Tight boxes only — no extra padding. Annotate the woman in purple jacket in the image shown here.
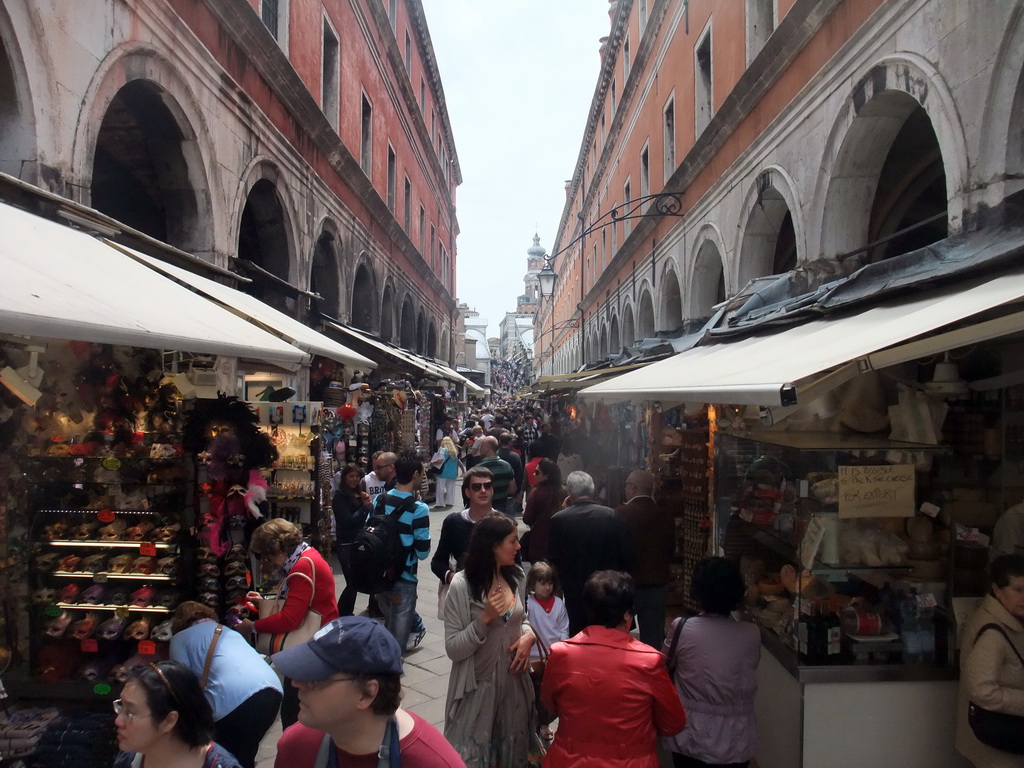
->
[662,558,761,768]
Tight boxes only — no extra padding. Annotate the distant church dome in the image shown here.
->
[527,232,546,259]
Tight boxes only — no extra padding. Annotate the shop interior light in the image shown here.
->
[0,365,41,406]
[924,352,969,399]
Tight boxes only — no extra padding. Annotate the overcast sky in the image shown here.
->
[419,1,611,339]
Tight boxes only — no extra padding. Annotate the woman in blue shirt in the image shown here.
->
[169,602,282,768]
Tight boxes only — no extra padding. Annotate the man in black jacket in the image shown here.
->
[549,471,634,635]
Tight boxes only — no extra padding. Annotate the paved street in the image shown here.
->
[255,487,468,767]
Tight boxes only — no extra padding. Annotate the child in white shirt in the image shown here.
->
[526,561,569,741]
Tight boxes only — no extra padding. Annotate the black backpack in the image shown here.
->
[349,493,418,594]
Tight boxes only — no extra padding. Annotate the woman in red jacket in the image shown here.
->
[541,570,686,768]
[235,518,338,728]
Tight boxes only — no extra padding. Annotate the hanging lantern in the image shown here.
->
[337,403,357,422]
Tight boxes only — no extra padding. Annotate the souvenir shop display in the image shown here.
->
[0,341,194,696]
[249,400,329,561]
[716,431,953,668]
[649,403,711,614]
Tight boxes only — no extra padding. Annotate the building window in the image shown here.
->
[386,145,396,212]
[260,0,289,49]
[321,18,340,129]
[745,0,775,64]
[388,0,397,31]
[639,0,648,33]
[360,94,373,174]
[430,224,436,269]
[420,77,426,115]
[611,78,617,113]
[695,25,713,136]
[405,31,412,74]
[640,144,650,210]
[431,110,436,142]
[600,112,606,148]
[262,0,280,38]
[612,219,617,254]
[623,34,631,80]
[419,205,426,250]
[663,97,675,180]
[623,180,632,238]
[403,177,411,230]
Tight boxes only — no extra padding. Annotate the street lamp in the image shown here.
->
[537,256,556,298]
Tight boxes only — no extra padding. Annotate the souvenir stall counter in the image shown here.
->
[715,429,970,768]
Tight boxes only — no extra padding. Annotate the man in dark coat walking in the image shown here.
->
[616,469,675,647]
[549,471,634,635]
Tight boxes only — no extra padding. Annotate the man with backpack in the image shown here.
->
[350,451,430,652]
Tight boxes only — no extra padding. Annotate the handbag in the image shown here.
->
[665,616,689,677]
[968,623,1024,754]
[529,623,549,685]
[255,557,322,655]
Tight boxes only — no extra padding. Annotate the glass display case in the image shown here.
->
[715,431,955,675]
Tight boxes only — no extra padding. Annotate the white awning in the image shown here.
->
[119,246,375,370]
[0,202,305,364]
[580,269,1024,407]
[326,321,468,384]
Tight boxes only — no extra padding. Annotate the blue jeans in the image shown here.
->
[376,578,418,650]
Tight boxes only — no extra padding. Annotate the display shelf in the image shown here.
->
[52,571,174,581]
[739,520,915,580]
[55,602,171,614]
[36,508,169,515]
[43,540,173,549]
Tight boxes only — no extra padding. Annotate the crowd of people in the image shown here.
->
[108,404,1024,768]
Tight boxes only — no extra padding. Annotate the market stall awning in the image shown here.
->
[119,246,375,370]
[0,202,305,365]
[325,321,468,383]
[579,269,1024,407]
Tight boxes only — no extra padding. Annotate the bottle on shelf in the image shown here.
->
[825,597,842,663]
[900,596,924,664]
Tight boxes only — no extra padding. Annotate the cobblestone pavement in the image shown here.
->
[255,487,468,768]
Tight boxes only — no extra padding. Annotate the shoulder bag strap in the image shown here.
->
[975,622,1024,667]
[526,619,548,660]
[300,555,317,607]
[199,624,223,689]
[376,716,400,768]
[666,616,689,670]
[313,733,334,768]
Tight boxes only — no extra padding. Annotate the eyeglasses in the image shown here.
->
[305,676,356,691]
[469,482,493,491]
[374,463,393,471]
[113,699,147,722]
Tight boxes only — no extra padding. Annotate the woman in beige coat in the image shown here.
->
[956,554,1024,767]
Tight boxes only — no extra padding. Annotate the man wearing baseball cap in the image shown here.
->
[272,616,464,767]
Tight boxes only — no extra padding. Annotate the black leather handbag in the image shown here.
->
[968,623,1024,755]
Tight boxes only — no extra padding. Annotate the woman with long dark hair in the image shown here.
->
[522,459,566,564]
[331,463,370,616]
[443,513,537,767]
[113,660,243,767]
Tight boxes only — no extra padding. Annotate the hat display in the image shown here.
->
[271,616,403,682]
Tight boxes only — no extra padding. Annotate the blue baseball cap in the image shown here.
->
[271,616,403,681]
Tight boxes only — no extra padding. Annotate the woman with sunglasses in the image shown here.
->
[443,513,537,767]
[113,660,243,768]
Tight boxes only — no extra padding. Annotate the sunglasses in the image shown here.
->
[469,482,493,491]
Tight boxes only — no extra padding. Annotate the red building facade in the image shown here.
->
[0,0,459,359]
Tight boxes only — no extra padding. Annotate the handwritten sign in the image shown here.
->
[838,464,915,518]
